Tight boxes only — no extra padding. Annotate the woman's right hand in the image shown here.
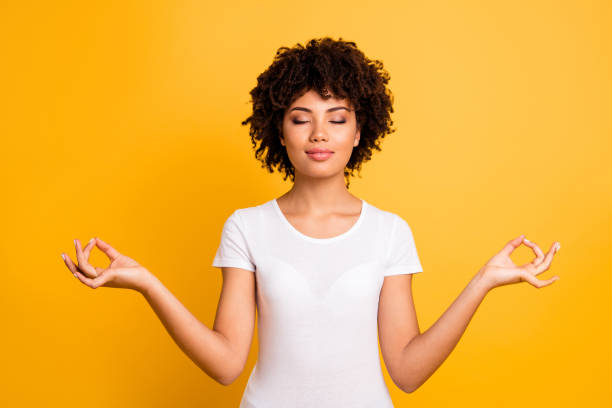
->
[62,237,153,293]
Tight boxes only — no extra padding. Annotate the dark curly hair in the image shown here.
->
[241,37,395,189]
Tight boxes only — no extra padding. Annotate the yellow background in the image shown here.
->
[1,0,610,406]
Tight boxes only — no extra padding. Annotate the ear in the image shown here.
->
[354,128,360,147]
[279,128,285,146]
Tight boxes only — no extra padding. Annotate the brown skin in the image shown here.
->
[276,89,363,236]
[379,236,560,393]
[62,237,249,386]
[241,37,395,190]
[61,80,561,394]
[61,225,561,392]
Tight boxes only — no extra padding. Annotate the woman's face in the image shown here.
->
[281,89,360,180]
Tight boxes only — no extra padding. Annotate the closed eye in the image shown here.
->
[292,120,346,124]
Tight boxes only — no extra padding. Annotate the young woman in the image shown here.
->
[61,37,561,407]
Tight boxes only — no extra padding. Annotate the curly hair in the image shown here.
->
[241,37,395,189]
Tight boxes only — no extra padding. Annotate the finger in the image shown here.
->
[89,270,114,289]
[94,237,121,262]
[63,253,93,283]
[62,253,79,278]
[520,241,560,278]
[83,237,96,259]
[74,239,98,278]
[75,265,111,289]
[63,253,110,289]
[499,235,525,257]
[72,267,91,286]
[519,269,560,288]
[530,241,560,275]
[520,237,545,267]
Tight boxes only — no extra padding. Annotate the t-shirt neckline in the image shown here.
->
[271,198,368,244]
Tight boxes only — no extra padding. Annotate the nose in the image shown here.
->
[310,118,328,142]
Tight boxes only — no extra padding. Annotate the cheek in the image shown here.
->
[282,126,311,150]
[282,121,302,142]
[336,129,358,147]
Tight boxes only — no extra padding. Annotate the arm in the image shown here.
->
[379,235,560,393]
[64,237,257,386]
[395,273,489,393]
[140,267,256,386]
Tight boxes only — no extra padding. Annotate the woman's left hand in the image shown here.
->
[477,235,561,291]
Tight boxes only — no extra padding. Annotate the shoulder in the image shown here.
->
[227,200,271,227]
[364,200,406,232]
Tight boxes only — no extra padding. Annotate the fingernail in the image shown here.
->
[74,239,77,246]
[88,237,95,245]
[524,238,530,243]
[61,253,65,261]
[556,243,561,252]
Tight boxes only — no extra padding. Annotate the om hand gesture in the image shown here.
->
[61,237,152,292]
[478,235,561,291]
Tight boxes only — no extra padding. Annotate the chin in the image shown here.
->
[298,166,345,179]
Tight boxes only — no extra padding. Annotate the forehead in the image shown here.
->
[288,89,350,108]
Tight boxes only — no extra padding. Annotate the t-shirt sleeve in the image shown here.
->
[212,210,256,272]
[384,214,423,276]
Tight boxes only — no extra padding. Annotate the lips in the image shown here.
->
[305,148,334,153]
[306,150,334,161]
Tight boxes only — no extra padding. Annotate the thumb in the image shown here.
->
[499,234,525,257]
[95,237,121,261]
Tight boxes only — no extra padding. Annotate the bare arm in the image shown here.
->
[140,273,239,385]
[396,273,489,392]
[63,237,256,386]
[389,235,560,393]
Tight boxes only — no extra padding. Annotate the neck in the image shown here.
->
[278,172,359,215]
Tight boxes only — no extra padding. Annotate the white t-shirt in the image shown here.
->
[212,198,423,408]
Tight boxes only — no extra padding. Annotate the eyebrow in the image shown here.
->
[289,106,352,113]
